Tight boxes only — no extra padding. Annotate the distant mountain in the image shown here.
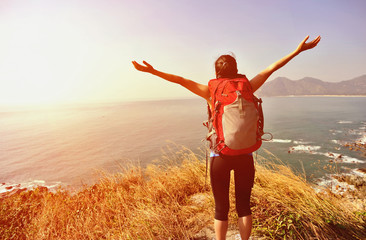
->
[255,75,366,97]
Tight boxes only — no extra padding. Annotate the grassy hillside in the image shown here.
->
[1,147,365,239]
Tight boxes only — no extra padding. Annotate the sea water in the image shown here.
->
[0,97,365,192]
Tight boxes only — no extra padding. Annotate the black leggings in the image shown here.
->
[210,154,255,221]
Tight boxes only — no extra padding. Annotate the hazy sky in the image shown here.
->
[0,0,365,105]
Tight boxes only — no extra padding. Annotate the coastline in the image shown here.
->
[1,96,365,197]
[1,148,365,239]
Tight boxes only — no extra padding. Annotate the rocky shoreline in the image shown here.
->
[325,139,366,210]
[0,183,27,199]
[344,142,366,157]
[339,138,366,200]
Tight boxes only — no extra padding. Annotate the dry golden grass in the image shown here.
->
[0,146,365,239]
[250,150,365,239]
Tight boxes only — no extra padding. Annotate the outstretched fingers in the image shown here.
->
[313,35,321,45]
[132,60,154,73]
[132,60,143,70]
[132,60,138,67]
[309,35,321,48]
[142,61,152,68]
[302,35,310,44]
[297,35,321,52]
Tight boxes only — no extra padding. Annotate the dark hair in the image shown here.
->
[215,54,238,79]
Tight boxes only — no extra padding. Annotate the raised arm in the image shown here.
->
[250,35,321,92]
[132,60,210,101]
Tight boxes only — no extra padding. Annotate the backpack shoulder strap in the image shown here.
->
[208,78,225,106]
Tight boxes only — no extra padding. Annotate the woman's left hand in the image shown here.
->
[296,35,321,53]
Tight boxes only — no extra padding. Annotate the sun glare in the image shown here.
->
[0,5,107,106]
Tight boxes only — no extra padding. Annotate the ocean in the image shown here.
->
[1,97,365,193]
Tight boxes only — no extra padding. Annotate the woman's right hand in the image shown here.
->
[132,60,155,73]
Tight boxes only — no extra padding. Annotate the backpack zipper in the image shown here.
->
[236,91,245,118]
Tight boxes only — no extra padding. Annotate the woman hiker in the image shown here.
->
[132,35,321,240]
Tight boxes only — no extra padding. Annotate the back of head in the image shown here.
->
[215,54,238,79]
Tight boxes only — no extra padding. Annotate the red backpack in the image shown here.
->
[204,75,265,155]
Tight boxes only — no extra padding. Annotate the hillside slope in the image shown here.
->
[256,75,366,97]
